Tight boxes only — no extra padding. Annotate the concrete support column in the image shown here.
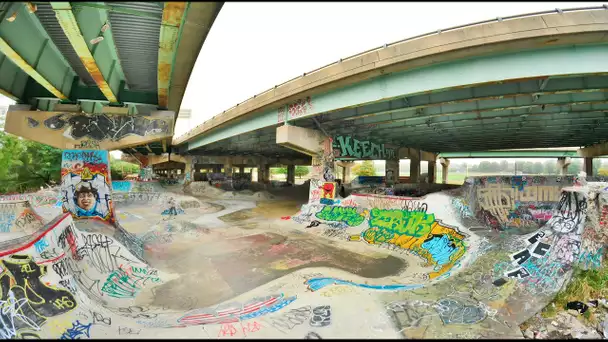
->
[224,157,233,178]
[276,125,335,203]
[439,158,450,184]
[557,157,571,175]
[183,156,193,182]
[257,164,270,183]
[287,164,295,184]
[584,157,593,176]
[428,161,437,184]
[385,159,399,185]
[410,151,421,183]
[343,162,353,183]
[239,166,245,175]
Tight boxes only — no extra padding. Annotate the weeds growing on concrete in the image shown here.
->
[541,256,608,324]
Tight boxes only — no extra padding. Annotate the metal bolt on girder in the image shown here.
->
[556,8,563,13]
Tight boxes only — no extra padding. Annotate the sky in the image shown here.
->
[1,2,605,161]
[179,1,606,130]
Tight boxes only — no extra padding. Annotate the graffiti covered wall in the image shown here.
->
[332,135,397,160]
[4,111,174,150]
[60,150,114,223]
[294,193,468,280]
[454,175,607,232]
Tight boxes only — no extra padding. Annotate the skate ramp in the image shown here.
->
[286,175,608,338]
[0,191,63,222]
[0,175,606,339]
[0,201,45,239]
[185,181,278,201]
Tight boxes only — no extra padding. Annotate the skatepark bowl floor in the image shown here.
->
[0,176,606,339]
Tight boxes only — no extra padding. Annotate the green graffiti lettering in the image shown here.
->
[333,135,396,160]
[316,206,366,226]
[369,209,434,238]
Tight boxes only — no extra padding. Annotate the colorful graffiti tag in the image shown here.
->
[315,206,366,227]
[332,135,397,160]
[60,150,114,222]
[361,208,466,279]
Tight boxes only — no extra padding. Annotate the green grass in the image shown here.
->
[541,261,608,324]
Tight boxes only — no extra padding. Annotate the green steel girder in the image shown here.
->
[331,98,608,136]
[50,2,126,103]
[185,44,608,151]
[71,3,163,19]
[338,109,608,137]
[21,78,157,105]
[0,2,76,100]
[158,2,189,109]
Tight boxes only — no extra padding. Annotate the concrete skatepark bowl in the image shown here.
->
[0,174,605,339]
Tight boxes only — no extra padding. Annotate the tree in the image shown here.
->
[109,157,140,180]
[0,131,63,193]
[270,167,287,175]
[295,166,310,178]
[352,160,376,176]
[532,162,544,175]
[499,160,509,172]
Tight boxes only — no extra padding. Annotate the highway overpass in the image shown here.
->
[1,1,222,154]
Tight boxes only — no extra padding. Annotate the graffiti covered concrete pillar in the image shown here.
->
[439,158,450,184]
[584,157,594,176]
[385,159,399,185]
[428,160,437,184]
[224,157,233,178]
[287,164,295,184]
[557,157,571,175]
[276,125,335,203]
[183,155,194,182]
[60,150,115,223]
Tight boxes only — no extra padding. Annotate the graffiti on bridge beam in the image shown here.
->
[333,135,397,160]
[42,113,170,141]
[277,96,314,123]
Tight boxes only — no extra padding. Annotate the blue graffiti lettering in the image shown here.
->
[60,320,92,340]
[422,235,458,266]
[305,277,423,292]
[0,213,15,233]
[112,181,133,192]
[34,238,49,253]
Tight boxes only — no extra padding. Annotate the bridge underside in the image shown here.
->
[0,2,222,154]
[186,73,608,157]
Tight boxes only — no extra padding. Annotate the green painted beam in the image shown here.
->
[51,2,129,104]
[71,3,162,19]
[22,78,158,106]
[438,151,579,158]
[185,44,608,151]
[0,3,77,100]
[158,2,189,108]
